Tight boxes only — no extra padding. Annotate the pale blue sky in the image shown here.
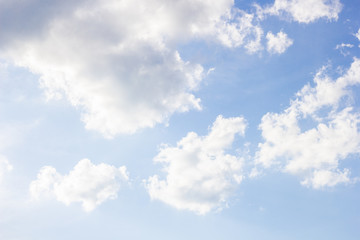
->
[0,0,360,239]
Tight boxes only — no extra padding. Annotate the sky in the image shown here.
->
[0,0,360,239]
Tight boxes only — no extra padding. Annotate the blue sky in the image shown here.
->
[0,0,360,239]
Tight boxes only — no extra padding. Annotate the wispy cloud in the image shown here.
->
[335,43,354,56]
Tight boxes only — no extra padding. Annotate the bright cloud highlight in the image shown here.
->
[30,159,129,212]
[146,115,247,215]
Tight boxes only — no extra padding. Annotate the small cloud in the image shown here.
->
[354,28,360,42]
[266,31,293,54]
[30,159,129,212]
[206,67,215,75]
[249,167,261,178]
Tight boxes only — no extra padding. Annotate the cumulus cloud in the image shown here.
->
[145,115,247,215]
[30,159,129,212]
[255,58,360,189]
[0,0,264,137]
[266,31,293,54]
[214,10,263,53]
[0,156,13,183]
[257,0,342,23]
[0,0,344,139]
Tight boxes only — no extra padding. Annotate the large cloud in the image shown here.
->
[30,159,129,211]
[257,0,342,23]
[255,58,360,189]
[145,115,247,215]
[0,0,263,137]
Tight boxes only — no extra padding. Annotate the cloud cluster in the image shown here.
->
[266,31,293,54]
[30,159,129,211]
[255,58,360,188]
[258,0,342,23]
[146,115,247,214]
[0,0,344,138]
[0,0,351,215]
[0,0,265,137]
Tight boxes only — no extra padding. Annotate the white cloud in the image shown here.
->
[355,29,360,46]
[145,115,247,215]
[258,0,342,23]
[0,156,12,183]
[0,0,264,137]
[30,159,129,212]
[335,43,354,56]
[266,31,293,54]
[301,169,351,189]
[215,10,264,53]
[0,1,346,138]
[255,58,360,189]
[356,29,360,40]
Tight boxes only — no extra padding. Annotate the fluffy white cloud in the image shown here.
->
[255,58,360,189]
[257,0,342,23]
[213,10,263,53]
[0,156,12,183]
[301,169,351,189]
[0,1,345,138]
[266,31,293,54]
[145,115,247,215]
[30,159,129,212]
[0,0,264,137]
